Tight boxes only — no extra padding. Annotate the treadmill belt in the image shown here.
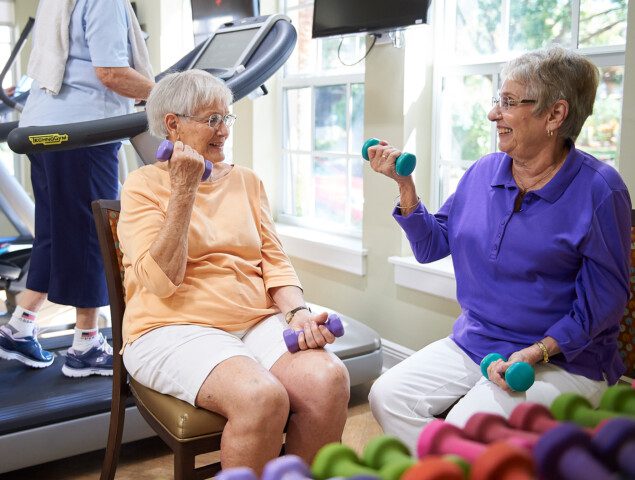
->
[0,328,131,436]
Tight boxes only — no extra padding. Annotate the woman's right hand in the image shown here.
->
[368,141,408,183]
[168,141,206,192]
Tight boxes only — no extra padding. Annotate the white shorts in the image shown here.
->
[122,314,289,406]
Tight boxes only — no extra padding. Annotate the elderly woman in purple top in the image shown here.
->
[367,45,631,452]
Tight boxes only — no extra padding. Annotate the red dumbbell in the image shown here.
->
[463,412,539,449]
[470,442,536,480]
[401,456,464,480]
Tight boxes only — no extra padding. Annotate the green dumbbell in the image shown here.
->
[361,138,416,176]
[362,436,415,480]
[599,385,635,415]
[480,352,535,392]
[312,443,379,480]
[551,392,629,428]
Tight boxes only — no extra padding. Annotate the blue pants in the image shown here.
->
[26,143,120,308]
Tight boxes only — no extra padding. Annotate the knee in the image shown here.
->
[301,358,350,409]
[369,373,393,418]
[233,380,290,428]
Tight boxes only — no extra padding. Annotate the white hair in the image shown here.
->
[146,69,234,138]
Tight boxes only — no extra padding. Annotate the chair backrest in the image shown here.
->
[617,210,635,380]
[91,200,126,363]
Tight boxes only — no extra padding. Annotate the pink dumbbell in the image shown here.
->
[509,402,595,435]
[463,412,540,449]
[417,419,493,463]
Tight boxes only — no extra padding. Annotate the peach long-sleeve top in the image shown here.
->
[117,162,301,346]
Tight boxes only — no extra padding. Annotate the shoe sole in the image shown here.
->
[0,346,54,368]
[61,364,113,378]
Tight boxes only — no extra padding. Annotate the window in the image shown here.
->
[280,0,366,237]
[433,0,627,206]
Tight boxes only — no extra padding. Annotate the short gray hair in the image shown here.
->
[501,45,599,143]
[146,69,234,138]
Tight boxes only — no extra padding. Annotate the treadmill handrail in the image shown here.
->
[7,15,297,155]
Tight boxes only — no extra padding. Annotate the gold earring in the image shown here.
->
[547,129,553,137]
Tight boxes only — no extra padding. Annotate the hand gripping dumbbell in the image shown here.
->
[551,392,630,428]
[156,139,213,181]
[401,457,464,480]
[463,412,540,449]
[480,353,535,392]
[261,455,312,480]
[361,138,416,176]
[216,467,258,480]
[311,443,380,480]
[534,423,614,480]
[591,417,635,477]
[470,442,536,480]
[362,436,416,480]
[599,384,635,415]
[283,313,344,353]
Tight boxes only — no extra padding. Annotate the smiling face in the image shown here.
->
[488,80,551,160]
[174,100,230,164]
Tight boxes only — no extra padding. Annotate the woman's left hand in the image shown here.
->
[288,309,336,350]
[486,345,543,393]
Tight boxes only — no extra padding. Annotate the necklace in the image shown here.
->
[512,151,567,211]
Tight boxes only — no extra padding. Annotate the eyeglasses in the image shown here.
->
[177,113,237,128]
[492,96,537,110]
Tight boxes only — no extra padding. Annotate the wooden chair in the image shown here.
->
[617,209,635,383]
[92,199,227,480]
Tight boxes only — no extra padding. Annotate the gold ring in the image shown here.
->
[382,153,389,159]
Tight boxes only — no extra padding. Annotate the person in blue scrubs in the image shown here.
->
[367,45,631,452]
[0,0,154,377]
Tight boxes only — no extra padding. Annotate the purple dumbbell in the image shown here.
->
[534,423,613,480]
[216,467,257,480]
[262,455,311,480]
[592,418,635,477]
[283,313,344,353]
[156,139,213,181]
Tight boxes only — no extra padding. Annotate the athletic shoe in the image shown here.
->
[0,324,54,368]
[62,333,113,378]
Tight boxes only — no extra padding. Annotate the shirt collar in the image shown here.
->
[490,146,583,203]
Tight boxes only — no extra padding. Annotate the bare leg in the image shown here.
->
[17,289,47,312]
[270,350,350,463]
[75,307,99,330]
[195,356,289,472]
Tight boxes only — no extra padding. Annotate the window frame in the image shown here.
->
[430,0,628,209]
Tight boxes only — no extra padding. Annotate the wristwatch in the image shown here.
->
[285,306,311,323]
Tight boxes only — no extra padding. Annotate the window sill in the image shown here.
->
[276,224,367,276]
[388,255,457,301]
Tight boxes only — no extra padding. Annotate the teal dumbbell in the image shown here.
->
[480,352,535,392]
[361,138,416,176]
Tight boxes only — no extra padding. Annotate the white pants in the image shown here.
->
[368,337,607,454]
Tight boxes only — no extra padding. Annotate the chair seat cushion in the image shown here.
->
[130,377,226,439]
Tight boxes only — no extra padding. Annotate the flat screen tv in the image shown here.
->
[191,0,260,44]
[312,0,430,39]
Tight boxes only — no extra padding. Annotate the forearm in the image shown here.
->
[148,191,196,284]
[269,285,305,315]
[396,177,419,217]
[94,66,154,100]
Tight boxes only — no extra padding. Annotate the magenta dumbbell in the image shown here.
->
[283,313,344,353]
[156,139,213,181]
[463,412,540,449]
[417,419,489,463]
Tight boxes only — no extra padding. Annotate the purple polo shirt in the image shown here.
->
[395,147,631,384]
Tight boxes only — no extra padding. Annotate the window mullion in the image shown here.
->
[571,0,581,49]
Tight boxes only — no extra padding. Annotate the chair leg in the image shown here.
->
[174,448,196,480]
[100,398,126,480]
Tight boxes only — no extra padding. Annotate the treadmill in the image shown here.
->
[0,14,382,474]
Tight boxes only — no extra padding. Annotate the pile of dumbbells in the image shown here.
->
[218,381,635,480]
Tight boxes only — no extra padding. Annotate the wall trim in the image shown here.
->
[381,338,415,372]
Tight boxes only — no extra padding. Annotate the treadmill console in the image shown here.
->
[188,15,288,79]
